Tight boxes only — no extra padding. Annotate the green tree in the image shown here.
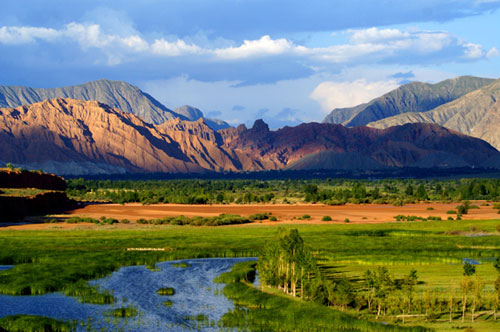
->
[463,262,476,276]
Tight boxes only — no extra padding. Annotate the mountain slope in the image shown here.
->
[322,76,495,127]
[368,79,500,150]
[1,99,499,175]
[0,79,185,124]
[222,120,500,170]
[174,105,231,130]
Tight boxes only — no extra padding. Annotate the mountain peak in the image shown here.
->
[251,119,269,132]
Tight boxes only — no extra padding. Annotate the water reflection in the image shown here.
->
[0,258,254,331]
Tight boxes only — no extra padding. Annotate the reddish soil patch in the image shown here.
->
[63,202,499,224]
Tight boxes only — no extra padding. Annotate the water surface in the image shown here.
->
[0,258,254,331]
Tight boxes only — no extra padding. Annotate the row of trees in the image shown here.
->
[66,178,500,205]
[258,229,500,324]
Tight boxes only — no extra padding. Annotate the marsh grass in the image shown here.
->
[157,287,175,295]
[1,220,500,331]
[0,315,75,332]
[217,262,430,332]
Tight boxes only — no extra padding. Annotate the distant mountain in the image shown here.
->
[1,98,499,175]
[322,76,495,127]
[0,80,231,130]
[0,98,240,174]
[222,120,500,171]
[368,78,500,150]
[0,79,183,124]
[174,105,231,131]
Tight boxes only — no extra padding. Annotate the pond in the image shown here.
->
[0,257,255,331]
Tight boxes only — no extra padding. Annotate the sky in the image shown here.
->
[1,1,500,128]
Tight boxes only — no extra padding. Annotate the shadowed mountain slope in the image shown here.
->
[368,79,500,150]
[322,76,494,127]
[1,99,499,175]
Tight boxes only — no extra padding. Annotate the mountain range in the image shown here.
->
[1,98,499,175]
[322,76,500,151]
[322,76,494,127]
[0,79,230,130]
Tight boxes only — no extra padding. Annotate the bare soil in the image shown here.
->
[3,202,499,230]
[63,202,500,223]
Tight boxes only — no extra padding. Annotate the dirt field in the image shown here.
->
[3,202,500,230]
[63,202,499,224]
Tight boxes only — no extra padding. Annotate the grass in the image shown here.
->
[0,219,500,331]
[157,287,175,295]
[217,262,430,332]
[0,315,75,332]
[0,188,51,197]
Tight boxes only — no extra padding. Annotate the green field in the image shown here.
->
[1,219,499,331]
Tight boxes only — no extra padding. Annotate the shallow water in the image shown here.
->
[0,257,255,331]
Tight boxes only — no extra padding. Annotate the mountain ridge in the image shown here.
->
[1,98,499,175]
[367,78,500,150]
[322,76,495,127]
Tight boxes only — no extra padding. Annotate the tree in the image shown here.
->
[463,262,476,276]
[416,184,428,200]
[364,267,394,318]
[461,277,473,322]
[402,269,418,314]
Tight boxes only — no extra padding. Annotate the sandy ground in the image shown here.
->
[3,202,499,230]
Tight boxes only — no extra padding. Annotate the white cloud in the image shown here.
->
[0,26,60,44]
[309,79,400,112]
[486,47,500,58]
[0,23,493,66]
[151,39,203,56]
[213,35,297,59]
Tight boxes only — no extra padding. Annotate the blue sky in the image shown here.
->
[1,0,499,127]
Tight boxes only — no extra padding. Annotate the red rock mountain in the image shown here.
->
[0,98,499,175]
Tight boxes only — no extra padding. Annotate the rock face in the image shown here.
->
[0,80,231,130]
[368,79,500,150]
[1,99,499,175]
[0,169,66,190]
[223,120,500,170]
[322,76,494,127]
[0,169,72,222]
[174,105,231,130]
[0,79,181,124]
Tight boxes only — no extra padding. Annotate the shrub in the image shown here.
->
[269,216,277,221]
[447,216,454,221]
[157,287,175,295]
[446,210,457,214]
[344,218,350,223]
[321,216,332,221]
[426,207,434,211]
[120,219,130,224]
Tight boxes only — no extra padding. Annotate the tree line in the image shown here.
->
[258,229,500,324]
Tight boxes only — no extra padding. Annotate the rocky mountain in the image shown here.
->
[368,79,500,150]
[322,76,495,127]
[174,105,231,130]
[0,80,230,130]
[1,98,499,175]
[222,120,500,170]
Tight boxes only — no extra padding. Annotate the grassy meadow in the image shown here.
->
[0,217,500,331]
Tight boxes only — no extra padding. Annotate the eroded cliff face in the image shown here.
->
[1,98,499,175]
[0,169,66,190]
[0,169,73,222]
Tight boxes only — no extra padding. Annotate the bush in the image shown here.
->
[426,207,434,211]
[344,218,350,223]
[446,210,457,214]
[269,216,277,221]
[321,216,332,221]
[157,287,175,295]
